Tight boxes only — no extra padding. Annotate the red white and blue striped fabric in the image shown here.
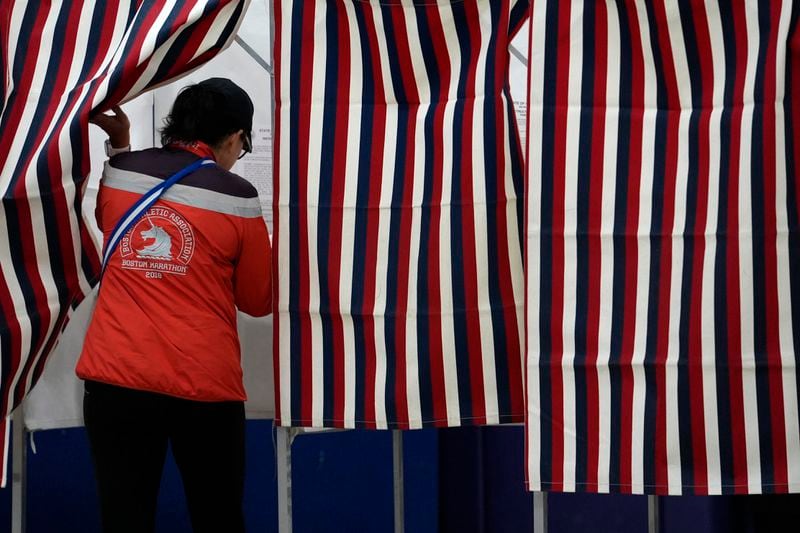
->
[274,0,528,430]
[0,0,248,486]
[526,0,800,495]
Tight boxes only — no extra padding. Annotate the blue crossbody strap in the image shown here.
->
[100,158,215,275]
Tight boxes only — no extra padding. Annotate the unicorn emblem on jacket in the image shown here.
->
[136,218,173,260]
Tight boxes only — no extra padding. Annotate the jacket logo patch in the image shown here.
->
[137,220,173,259]
[120,206,195,276]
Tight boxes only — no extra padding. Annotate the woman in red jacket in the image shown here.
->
[77,78,272,533]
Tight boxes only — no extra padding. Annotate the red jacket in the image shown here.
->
[76,147,272,401]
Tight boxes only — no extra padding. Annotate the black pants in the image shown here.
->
[83,380,246,533]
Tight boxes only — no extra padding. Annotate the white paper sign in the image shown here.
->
[510,21,529,153]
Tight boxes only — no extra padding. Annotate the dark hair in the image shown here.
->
[160,84,244,147]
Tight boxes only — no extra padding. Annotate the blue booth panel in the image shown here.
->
[0,420,438,532]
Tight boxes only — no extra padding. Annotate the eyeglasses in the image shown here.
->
[238,133,252,160]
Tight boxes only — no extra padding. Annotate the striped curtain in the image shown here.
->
[274,0,528,430]
[526,0,800,495]
[0,0,248,485]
